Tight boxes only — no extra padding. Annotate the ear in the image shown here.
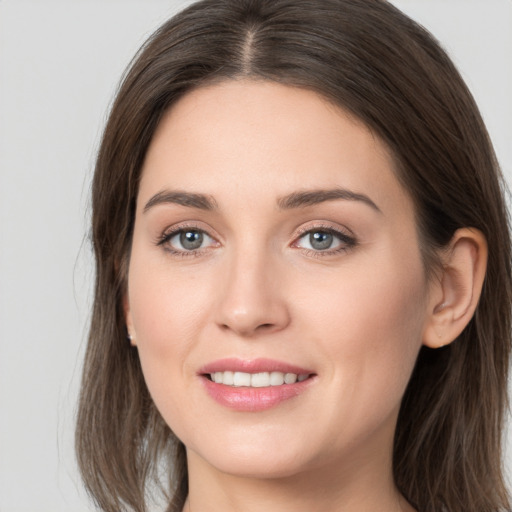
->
[423,228,488,349]
[123,294,137,346]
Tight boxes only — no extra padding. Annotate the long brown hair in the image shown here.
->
[76,1,512,511]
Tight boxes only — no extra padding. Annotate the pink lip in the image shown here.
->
[199,358,312,375]
[199,358,316,412]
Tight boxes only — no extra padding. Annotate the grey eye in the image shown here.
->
[295,228,354,253]
[179,230,204,250]
[166,229,215,252]
[309,231,334,250]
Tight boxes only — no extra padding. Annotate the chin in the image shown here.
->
[186,438,315,480]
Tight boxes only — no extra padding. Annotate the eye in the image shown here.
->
[159,228,217,254]
[294,227,356,253]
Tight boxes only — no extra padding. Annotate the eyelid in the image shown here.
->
[292,221,356,242]
[158,221,207,239]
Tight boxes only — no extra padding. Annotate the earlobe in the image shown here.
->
[423,228,487,349]
[123,294,137,346]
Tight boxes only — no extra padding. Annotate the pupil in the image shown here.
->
[180,230,203,250]
[310,231,333,250]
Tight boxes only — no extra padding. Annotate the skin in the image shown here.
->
[125,80,486,512]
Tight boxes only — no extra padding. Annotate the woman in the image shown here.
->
[75,1,511,511]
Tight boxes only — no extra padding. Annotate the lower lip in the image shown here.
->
[201,376,315,412]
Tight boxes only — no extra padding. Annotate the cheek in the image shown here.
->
[128,255,210,352]
[126,250,215,414]
[127,272,205,436]
[300,247,427,410]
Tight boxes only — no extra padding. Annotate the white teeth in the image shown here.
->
[251,372,270,387]
[284,373,297,384]
[223,371,234,385]
[233,372,251,386]
[209,371,309,387]
[270,371,284,386]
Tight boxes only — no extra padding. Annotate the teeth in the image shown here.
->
[284,373,297,384]
[222,371,234,385]
[209,371,309,387]
[251,372,269,387]
[233,371,251,387]
[270,371,284,386]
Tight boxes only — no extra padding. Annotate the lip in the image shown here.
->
[199,358,316,412]
[199,357,313,375]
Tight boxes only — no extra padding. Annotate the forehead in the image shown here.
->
[139,80,413,218]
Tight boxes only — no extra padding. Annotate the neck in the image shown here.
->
[184,449,415,512]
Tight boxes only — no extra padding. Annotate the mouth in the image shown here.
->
[199,358,316,411]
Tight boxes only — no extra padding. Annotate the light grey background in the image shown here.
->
[0,1,511,511]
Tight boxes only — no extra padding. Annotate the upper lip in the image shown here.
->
[199,358,314,375]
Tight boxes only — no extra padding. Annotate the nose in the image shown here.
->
[214,247,291,338]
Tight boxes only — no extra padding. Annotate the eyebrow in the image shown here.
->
[143,187,381,214]
[143,190,218,213]
[277,188,381,213]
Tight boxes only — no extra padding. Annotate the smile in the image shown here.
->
[200,359,316,411]
[209,371,310,387]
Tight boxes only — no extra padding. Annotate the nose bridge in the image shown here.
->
[215,237,290,336]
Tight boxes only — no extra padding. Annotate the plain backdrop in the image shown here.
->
[0,1,511,511]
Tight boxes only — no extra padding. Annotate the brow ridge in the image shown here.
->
[143,190,218,213]
[143,187,380,213]
[277,188,381,212]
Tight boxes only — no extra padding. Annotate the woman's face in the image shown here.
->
[126,80,434,479]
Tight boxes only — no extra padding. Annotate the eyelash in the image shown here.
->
[156,223,357,258]
[156,223,216,258]
[292,224,357,257]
